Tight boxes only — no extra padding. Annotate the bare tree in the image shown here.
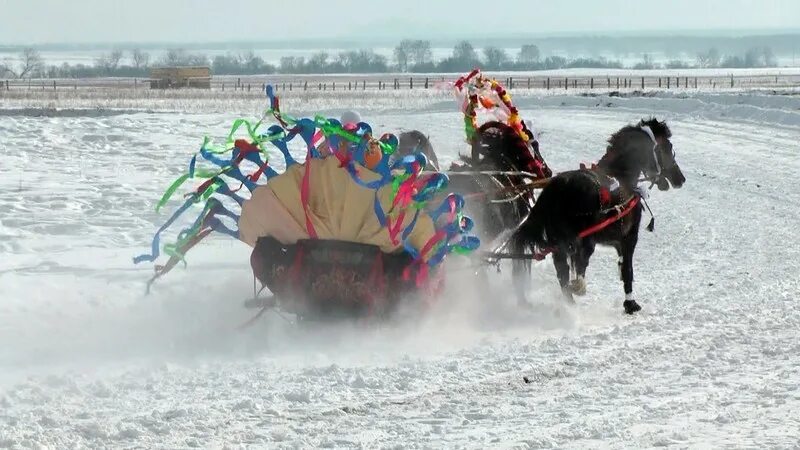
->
[107,49,124,70]
[307,52,329,72]
[162,48,188,66]
[483,46,510,69]
[453,41,478,63]
[132,49,150,68]
[518,44,541,64]
[697,48,720,68]
[409,40,432,66]
[394,40,411,72]
[95,49,124,73]
[0,58,14,77]
[17,48,44,79]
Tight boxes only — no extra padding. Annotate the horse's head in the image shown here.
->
[637,118,685,191]
[602,118,685,190]
[396,130,440,171]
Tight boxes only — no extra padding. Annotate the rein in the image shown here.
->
[578,195,640,239]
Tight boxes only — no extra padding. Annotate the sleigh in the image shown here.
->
[246,236,441,320]
[133,87,476,323]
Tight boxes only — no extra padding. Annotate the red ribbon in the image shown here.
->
[300,151,318,238]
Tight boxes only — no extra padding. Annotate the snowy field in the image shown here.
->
[1,87,800,448]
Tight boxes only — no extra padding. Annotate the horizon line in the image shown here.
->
[2,27,800,49]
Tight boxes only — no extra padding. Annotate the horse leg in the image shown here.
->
[570,239,594,296]
[552,249,574,303]
[512,259,531,306]
[620,234,642,314]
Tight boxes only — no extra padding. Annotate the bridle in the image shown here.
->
[638,126,677,187]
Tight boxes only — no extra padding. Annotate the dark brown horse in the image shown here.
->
[513,118,686,314]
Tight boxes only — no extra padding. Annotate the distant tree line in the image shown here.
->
[0,41,785,79]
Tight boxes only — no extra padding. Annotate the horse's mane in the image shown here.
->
[606,117,671,152]
[638,117,672,139]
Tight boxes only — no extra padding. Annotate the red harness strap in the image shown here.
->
[578,196,640,239]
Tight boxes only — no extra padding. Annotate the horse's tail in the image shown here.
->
[510,186,551,254]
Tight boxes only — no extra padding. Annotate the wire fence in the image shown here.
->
[2,73,799,94]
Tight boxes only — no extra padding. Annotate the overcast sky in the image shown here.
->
[0,0,798,45]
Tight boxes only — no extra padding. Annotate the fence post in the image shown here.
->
[694,77,697,88]
[333,82,336,91]
[667,77,670,88]
[641,77,645,89]
[348,81,352,90]
[53,80,56,90]
[5,80,8,90]
[546,77,550,90]
[409,77,413,89]
[527,77,530,89]
[290,82,293,91]
[425,77,429,89]
[730,75,734,88]
[565,77,568,90]
[222,82,224,91]
[363,80,366,90]
[509,77,513,89]
[590,77,594,89]
[616,77,619,89]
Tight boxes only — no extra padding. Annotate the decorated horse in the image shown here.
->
[390,70,686,315]
[133,85,481,321]
[511,118,686,314]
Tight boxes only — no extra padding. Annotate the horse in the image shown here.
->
[512,118,686,314]
[396,130,441,171]
[441,121,553,300]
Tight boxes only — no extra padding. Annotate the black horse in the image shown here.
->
[513,118,686,314]
[442,121,553,299]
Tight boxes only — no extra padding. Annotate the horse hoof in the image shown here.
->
[569,278,587,296]
[560,287,576,304]
[623,299,641,314]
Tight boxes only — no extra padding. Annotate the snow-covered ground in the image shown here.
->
[1,88,799,448]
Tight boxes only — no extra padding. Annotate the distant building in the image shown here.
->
[149,66,211,89]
